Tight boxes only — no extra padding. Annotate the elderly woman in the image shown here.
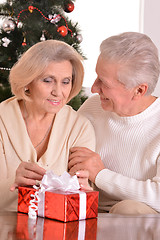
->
[69,32,160,214]
[0,40,95,211]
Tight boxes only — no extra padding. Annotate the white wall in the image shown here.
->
[1,0,160,96]
[69,0,160,97]
[141,0,160,97]
[68,0,140,89]
[0,0,140,91]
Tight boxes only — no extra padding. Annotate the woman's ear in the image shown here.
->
[24,86,30,95]
[133,84,148,99]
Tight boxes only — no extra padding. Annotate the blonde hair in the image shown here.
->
[100,32,160,95]
[9,40,84,101]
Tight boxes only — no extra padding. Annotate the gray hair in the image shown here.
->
[9,40,84,101]
[100,32,160,95]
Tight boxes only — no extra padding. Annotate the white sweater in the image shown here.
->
[78,94,160,212]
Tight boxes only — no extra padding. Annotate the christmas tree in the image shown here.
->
[0,0,87,110]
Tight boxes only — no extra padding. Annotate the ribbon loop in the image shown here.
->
[40,171,80,193]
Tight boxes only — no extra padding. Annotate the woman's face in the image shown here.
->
[27,60,72,115]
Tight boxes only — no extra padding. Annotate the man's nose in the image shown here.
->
[91,79,100,94]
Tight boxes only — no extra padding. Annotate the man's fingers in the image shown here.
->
[69,162,86,175]
[68,157,83,170]
[69,151,86,161]
[69,147,94,161]
[70,147,92,154]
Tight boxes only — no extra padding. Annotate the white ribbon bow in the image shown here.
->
[29,171,86,221]
[40,170,80,192]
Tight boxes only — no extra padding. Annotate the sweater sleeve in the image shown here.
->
[95,156,160,212]
[0,136,18,211]
[71,113,96,152]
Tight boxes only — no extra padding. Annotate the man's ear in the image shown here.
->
[133,84,148,100]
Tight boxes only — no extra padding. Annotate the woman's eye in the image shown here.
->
[63,79,71,85]
[42,78,52,83]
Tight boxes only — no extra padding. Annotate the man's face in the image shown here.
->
[91,56,136,116]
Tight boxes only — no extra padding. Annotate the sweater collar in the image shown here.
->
[108,97,160,123]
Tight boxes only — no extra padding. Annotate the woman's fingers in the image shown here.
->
[17,162,46,179]
[17,162,46,180]
[10,183,18,192]
[10,162,46,191]
[24,162,46,175]
[80,184,93,191]
[10,178,37,191]
[76,170,93,191]
[22,169,44,181]
[76,170,89,178]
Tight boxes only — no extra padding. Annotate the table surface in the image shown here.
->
[0,211,160,240]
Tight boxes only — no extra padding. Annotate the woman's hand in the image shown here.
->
[10,162,46,191]
[70,170,93,191]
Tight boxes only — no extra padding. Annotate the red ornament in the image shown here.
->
[28,6,34,13]
[22,37,27,46]
[64,1,74,13]
[57,26,68,37]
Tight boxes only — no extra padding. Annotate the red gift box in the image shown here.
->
[18,186,99,222]
[16,212,97,240]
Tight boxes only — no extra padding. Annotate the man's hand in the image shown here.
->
[10,162,46,191]
[68,147,105,183]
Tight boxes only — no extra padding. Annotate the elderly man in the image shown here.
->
[69,32,160,214]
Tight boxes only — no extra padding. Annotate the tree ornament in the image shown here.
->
[48,14,61,24]
[17,21,23,28]
[2,19,15,33]
[64,1,74,13]
[57,26,68,37]
[22,37,27,46]
[2,37,11,47]
[76,34,83,43]
[28,6,34,13]
[0,67,11,71]
[40,31,46,41]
